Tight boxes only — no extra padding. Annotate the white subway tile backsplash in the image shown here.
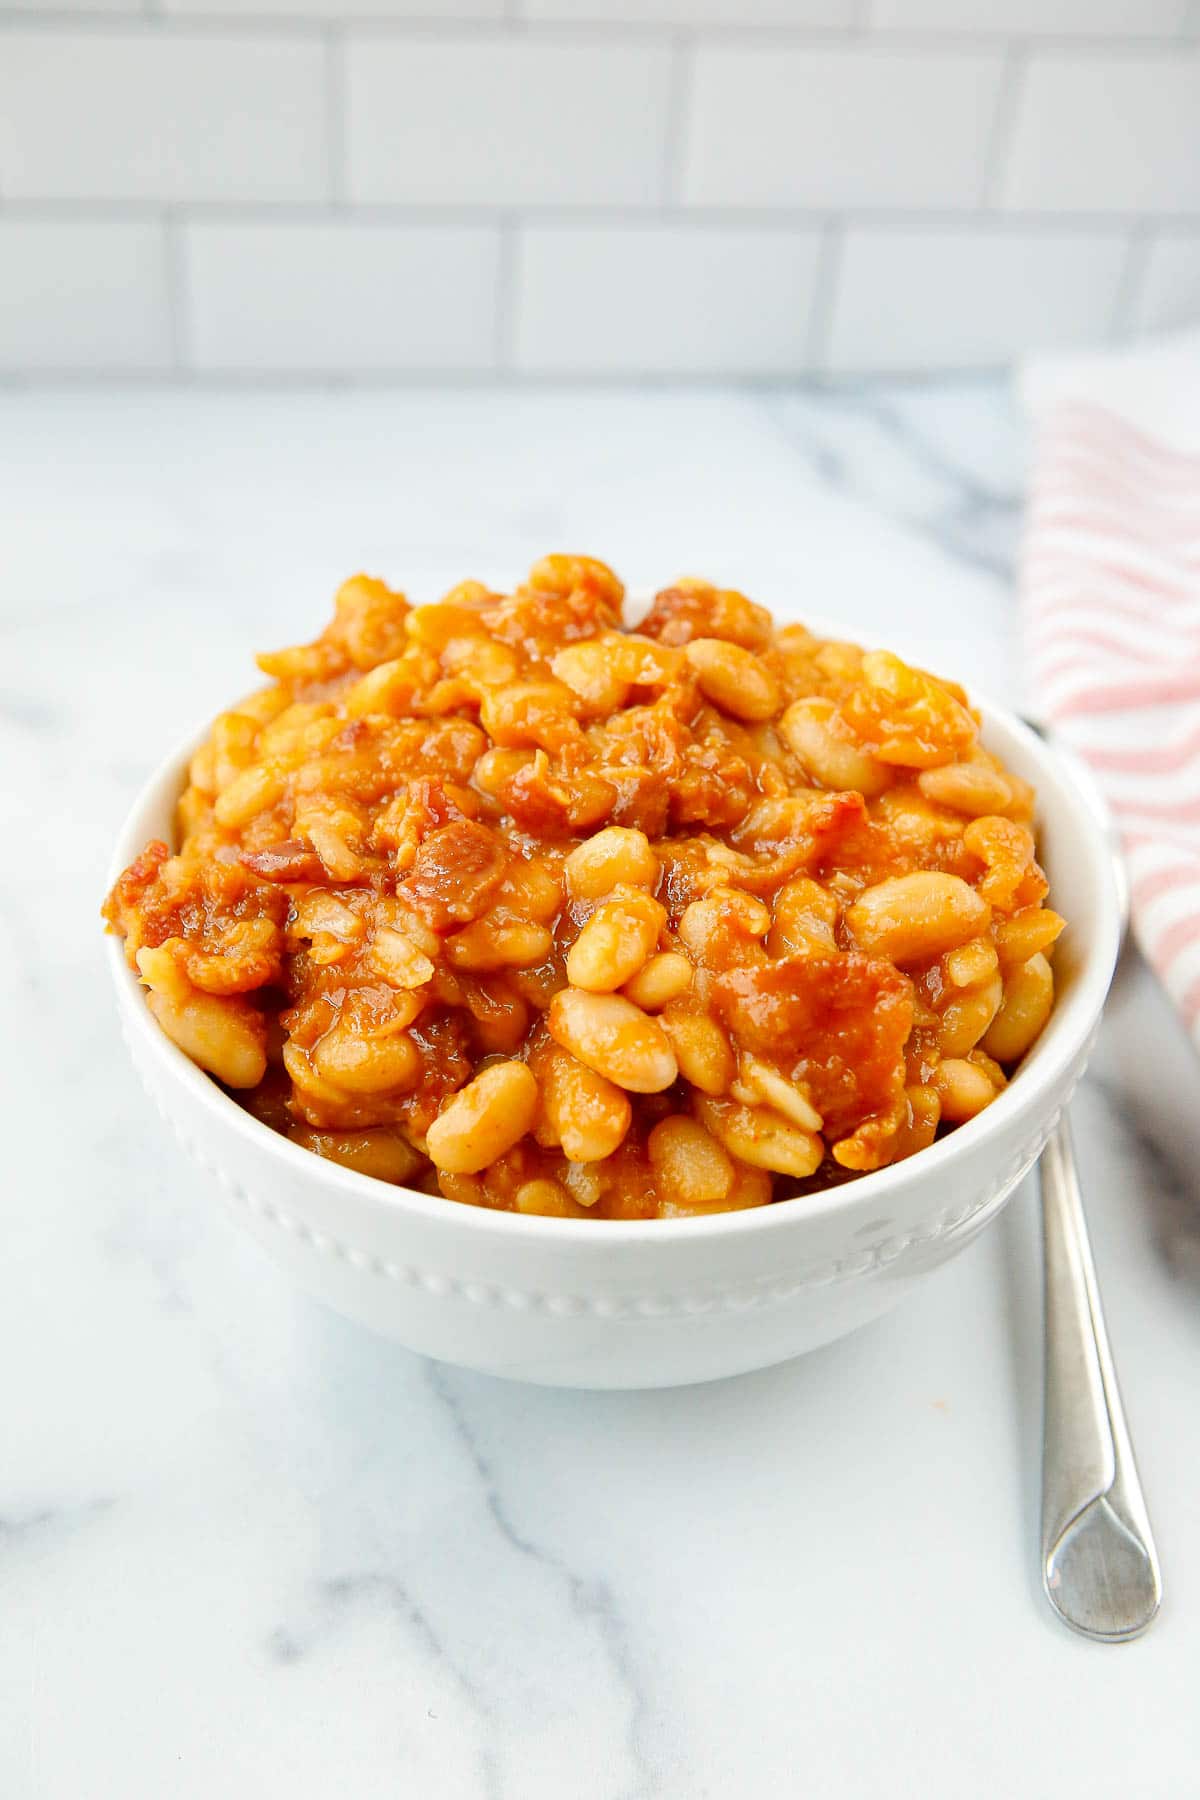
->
[1001,52,1200,214]
[867,0,1189,35]
[0,220,172,372]
[513,223,821,372]
[345,36,671,207]
[182,221,500,371]
[0,30,329,203]
[520,0,854,24]
[826,226,1128,371]
[1133,233,1200,335]
[682,46,1004,210]
[0,11,1195,379]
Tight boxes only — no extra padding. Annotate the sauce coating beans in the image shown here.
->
[104,556,1064,1218]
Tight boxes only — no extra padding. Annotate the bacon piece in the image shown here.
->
[239,840,324,883]
[713,951,913,1139]
[400,820,509,926]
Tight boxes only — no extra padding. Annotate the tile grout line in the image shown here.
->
[0,358,1152,388]
[0,368,882,390]
[494,215,519,375]
[162,208,187,374]
[0,15,1194,50]
[324,23,348,208]
[7,198,1197,230]
[1111,220,1154,342]
[660,30,693,209]
[979,40,1026,212]
[805,217,843,374]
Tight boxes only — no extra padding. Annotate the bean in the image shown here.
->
[312,1022,420,1095]
[496,858,563,922]
[441,637,519,689]
[671,580,773,649]
[732,1054,823,1132]
[934,1057,1000,1122]
[983,953,1054,1063]
[446,918,554,973]
[306,820,363,881]
[529,554,624,608]
[211,712,259,791]
[995,908,1065,968]
[550,641,629,712]
[232,685,291,727]
[479,679,577,749]
[648,1116,734,1206]
[696,1096,822,1178]
[899,1083,941,1158]
[537,1044,632,1162]
[780,696,891,795]
[344,659,419,719]
[548,989,677,1093]
[369,927,435,989]
[154,992,267,1088]
[258,701,336,755]
[943,937,999,990]
[288,1127,424,1185]
[918,759,1012,816]
[515,1179,585,1218]
[561,1161,603,1209]
[282,1038,354,1108]
[845,871,991,965]
[405,602,488,650]
[660,1006,735,1096]
[936,973,1003,1058]
[213,765,286,829]
[566,890,665,992]
[426,1061,539,1174]
[564,827,658,900]
[685,637,780,721]
[659,1159,771,1217]
[622,951,693,1011]
[291,891,364,945]
[677,889,770,967]
[552,636,682,713]
[137,947,266,1089]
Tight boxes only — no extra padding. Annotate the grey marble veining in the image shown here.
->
[3,379,1199,1799]
[764,379,1027,582]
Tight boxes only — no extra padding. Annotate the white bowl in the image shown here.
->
[106,689,1120,1389]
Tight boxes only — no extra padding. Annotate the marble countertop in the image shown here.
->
[4,379,1199,1798]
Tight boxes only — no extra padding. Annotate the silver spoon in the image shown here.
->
[1036,742,1161,1641]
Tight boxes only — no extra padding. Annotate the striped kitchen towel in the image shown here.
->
[1020,330,1200,1055]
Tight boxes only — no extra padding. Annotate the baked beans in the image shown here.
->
[104,556,1063,1218]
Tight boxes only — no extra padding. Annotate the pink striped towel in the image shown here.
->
[1020,333,1200,1053]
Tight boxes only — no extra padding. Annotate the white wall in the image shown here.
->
[1,0,1199,378]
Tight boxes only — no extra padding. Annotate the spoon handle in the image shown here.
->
[1040,1116,1161,1641]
